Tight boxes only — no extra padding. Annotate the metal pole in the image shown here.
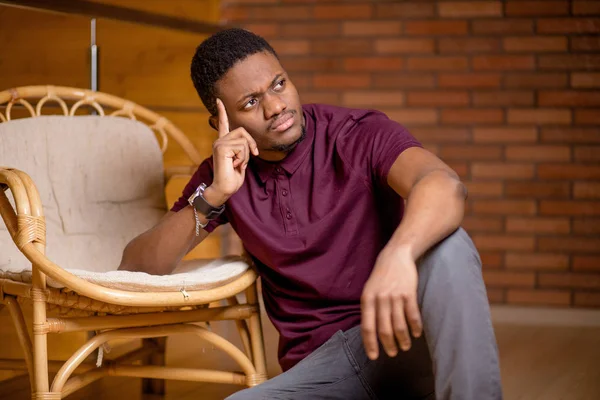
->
[90,18,98,92]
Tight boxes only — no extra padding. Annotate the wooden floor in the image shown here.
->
[1,318,599,400]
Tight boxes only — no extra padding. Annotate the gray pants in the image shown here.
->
[227,228,503,399]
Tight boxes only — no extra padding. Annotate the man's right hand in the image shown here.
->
[205,98,259,206]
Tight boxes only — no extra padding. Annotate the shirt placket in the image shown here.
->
[275,166,298,236]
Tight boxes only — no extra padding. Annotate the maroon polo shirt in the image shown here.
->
[171,104,421,372]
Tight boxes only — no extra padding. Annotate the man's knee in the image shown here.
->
[421,227,481,271]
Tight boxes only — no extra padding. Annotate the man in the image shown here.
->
[119,28,503,399]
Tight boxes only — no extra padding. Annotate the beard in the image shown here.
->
[269,122,306,153]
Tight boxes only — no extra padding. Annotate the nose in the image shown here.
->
[263,92,287,120]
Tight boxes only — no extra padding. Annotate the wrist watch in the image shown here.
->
[188,183,225,236]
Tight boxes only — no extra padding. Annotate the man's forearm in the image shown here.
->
[118,206,208,275]
[386,170,467,261]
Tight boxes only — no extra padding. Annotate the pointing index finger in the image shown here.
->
[216,98,230,138]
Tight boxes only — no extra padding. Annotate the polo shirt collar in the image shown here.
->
[252,108,314,184]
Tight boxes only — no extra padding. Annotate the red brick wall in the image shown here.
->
[221,0,600,308]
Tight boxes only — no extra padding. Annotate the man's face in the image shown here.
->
[213,51,305,161]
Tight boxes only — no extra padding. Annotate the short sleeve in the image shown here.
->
[338,110,422,189]
[170,157,228,233]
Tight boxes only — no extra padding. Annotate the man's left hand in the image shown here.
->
[360,246,423,360]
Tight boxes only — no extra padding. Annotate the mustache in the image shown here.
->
[268,110,295,131]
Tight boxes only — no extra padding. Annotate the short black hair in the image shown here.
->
[191,28,278,116]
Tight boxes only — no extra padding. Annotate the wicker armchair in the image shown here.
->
[0,86,267,399]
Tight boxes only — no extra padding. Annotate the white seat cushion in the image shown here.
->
[0,115,248,292]
[0,256,250,292]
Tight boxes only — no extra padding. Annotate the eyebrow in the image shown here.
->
[237,73,284,105]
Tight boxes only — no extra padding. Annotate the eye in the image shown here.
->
[243,98,258,110]
[274,79,286,91]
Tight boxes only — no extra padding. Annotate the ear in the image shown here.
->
[208,115,218,131]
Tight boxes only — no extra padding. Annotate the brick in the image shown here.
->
[574,292,600,307]
[487,289,505,303]
[471,19,534,35]
[222,6,311,21]
[483,271,535,288]
[472,199,537,215]
[570,36,600,51]
[540,273,600,289]
[571,72,600,88]
[505,253,569,270]
[448,162,469,179]
[312,39,371,55]
[290,74,311,90]
[313,74,370,89]
[242,23,278,38]
[410,127,470,143]
[538,54,600,70]
[438,1,502,17]
[538,164,600,180]
[439,73,501,88]
[375,39,434,54]
[574,182,600,198]
[507,289,571,306]
[473,235,536,251]
[537,18,600,33]
[314,4,373,20]
[386,109,439,125]
[462,216,504,232]
[441,109,504,124]
[407,91,469,107]
[472,91,534,107]
[506,217,570,234]
[539,91,600,107]
[343,21,402,37]
[506,182,570,198]
[503,36,567,52]
[473,56,535,71]
[438,38,501,54]
[280,57,340,72]
[573,218,600,234]
[299,92,339,105]
[472,163,535,180]
[505,145,571,162]
[373,73,435,89]
[343,57,403,72]
[375,3,435,18]
[473,127,537,143]
[342,91,405,107]
[505,1,570,16]
[541,127,600,143]
[480,251,504,268]
[575,146,600,162]
[504,73,568,88]
[508,109,571,124]
[280,22,340,38]
[405,21,468,35]
[573,255,600,271]
[573,1,600,15]
[440,145,502,160]
[407,57,468,71]
[576,109,600,125]
[269,40,310,56]
[540,201,600,216]
[464,181,504,197]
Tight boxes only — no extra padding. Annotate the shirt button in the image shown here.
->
[282,189,288,196]
[286,213,292,220]
[275,167,281,173]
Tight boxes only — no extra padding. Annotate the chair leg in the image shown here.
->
[141,337,167,395]
[31,289,53,399]
[245,283,267,386]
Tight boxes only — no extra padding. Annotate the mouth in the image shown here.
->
[270,112,295,133]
